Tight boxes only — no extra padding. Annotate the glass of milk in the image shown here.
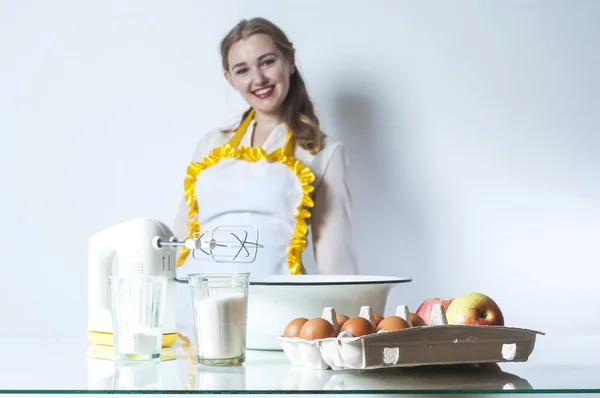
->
[188,272,250,366]
[109,276,168,362]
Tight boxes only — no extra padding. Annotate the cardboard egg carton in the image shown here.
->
[280,304,544,370]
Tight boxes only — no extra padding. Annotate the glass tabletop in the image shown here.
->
[0,334,598,395]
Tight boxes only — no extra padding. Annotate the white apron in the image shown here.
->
[174,109,316,335]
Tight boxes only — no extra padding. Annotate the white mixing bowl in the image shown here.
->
[246,275,411,350]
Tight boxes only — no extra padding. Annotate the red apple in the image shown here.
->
[415,297,454,325]
[445,292,504,326]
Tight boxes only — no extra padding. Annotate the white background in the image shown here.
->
[1,0,599,339]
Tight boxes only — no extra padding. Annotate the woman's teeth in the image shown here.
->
[254,86,274,98]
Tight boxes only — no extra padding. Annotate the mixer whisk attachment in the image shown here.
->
[190,226,263,263]
[155,225,263,264]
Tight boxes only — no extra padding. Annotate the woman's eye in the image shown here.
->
[235,68,248,75]
[262,58,275,66]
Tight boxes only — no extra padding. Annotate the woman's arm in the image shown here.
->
[311,144,359,275]
[171,133,212,242]
[172,195,190,242]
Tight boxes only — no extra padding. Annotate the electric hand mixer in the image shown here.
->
[87,217,262,347]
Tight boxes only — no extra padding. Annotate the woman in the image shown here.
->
[172,18,358,329]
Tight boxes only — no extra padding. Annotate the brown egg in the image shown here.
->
[340,317,376,337]
[410,312,427,327]
[376,316,411,332]
[283,318,309,338]
[299,318,337,340]
[373,313,384,326]
[336,313,350,327]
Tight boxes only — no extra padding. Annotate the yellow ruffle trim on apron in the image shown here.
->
[176,110,315,275]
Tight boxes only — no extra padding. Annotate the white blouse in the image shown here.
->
[171,118,358,275]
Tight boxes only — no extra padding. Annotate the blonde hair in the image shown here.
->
[220,17,322,154]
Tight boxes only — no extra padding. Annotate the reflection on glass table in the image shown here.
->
[195,366,247,391]
[280,363,532,392]
[113,362,162,390]
[0,336,599,394]
[88,358,184,391]
[88,357,531,392]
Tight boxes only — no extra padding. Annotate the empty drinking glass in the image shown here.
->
[109,276,167,362]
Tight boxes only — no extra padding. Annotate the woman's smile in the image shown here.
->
[252,85,275,99]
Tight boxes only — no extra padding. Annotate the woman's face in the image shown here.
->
[225,33,295,117]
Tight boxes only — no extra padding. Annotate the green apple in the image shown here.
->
[445,292,505,326]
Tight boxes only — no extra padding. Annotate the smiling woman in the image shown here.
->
[171,17,359,335]
[224,35,296,148]
[220,18,319,151]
